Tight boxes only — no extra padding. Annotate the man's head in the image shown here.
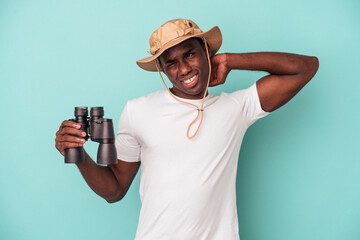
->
[136,19,222,99]
[158,38,209,99]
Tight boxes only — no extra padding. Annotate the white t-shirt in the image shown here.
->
[115,83,269,240]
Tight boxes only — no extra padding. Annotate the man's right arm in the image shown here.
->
[55,120,140,203]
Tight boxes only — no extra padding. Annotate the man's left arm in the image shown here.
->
[210,52,319,112]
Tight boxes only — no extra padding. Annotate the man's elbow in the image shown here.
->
[106,197,122,204]
[105,193,125,204]
[301,56,319,82]
[103,187,126,204]
[308,56,319,78]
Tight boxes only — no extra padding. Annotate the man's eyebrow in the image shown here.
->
[184,48,194,56]
[165,59,176,64]
[164,47,195,64]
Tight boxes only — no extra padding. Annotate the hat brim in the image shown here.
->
[136,26,222,72]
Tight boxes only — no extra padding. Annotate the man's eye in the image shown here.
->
[167,63,174,68]
[186,52,195,58]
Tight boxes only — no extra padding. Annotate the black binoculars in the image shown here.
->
[64,107,117,165]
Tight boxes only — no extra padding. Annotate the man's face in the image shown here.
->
[159,38,209,99]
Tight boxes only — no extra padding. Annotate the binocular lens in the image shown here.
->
[90,107,104,117]
[75,107,88,117]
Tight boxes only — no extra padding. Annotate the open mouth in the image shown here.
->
[182,74,198,87]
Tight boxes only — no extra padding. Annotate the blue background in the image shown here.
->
[0,0,359,239]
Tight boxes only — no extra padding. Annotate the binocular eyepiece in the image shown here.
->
[64,107,117,165]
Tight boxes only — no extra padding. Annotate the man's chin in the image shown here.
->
[182,89,208,99]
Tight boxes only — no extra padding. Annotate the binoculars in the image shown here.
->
[64,107,117,165]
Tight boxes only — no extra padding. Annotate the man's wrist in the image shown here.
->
[221,53,231,72]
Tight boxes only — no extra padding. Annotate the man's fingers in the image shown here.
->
[60,135,86,143]
[60,120,81,130]
[55,134,86,153]
[209,73,219,87]
[55,142,66,156]
[57,120,83,137]
[58,126,86,138]
[55,120,85,156]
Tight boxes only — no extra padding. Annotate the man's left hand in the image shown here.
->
[209,53,230,87]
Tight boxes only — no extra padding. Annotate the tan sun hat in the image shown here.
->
[136,19,222,72]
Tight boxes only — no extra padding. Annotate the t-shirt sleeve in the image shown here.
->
[115,102,141,162]
[227,83,270,125]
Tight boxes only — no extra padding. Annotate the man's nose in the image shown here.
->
[179,60,191,76]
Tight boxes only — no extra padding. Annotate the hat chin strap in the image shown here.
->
[155,37,212,139]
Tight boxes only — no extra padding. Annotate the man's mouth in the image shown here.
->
[182,74,198,87]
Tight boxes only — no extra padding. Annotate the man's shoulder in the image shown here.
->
[127,89,167,107]
[217,86,250,103]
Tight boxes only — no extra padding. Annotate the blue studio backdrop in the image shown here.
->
[0,0,359,239]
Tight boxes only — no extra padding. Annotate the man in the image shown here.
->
[55,19,318,239]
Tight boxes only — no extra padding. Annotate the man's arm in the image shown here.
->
[76,153,140,203]
[55,120,140,203]
[210,52,319,112]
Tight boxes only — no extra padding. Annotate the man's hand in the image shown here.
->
[209,53,230,87]
[55,120,140,203]
[55,120,87,156]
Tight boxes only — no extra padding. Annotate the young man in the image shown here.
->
[55,19,318,239]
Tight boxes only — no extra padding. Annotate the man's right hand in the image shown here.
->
[55,120,140,203]
[55,120,87,156]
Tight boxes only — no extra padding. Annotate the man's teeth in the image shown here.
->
[184,75,196,84]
